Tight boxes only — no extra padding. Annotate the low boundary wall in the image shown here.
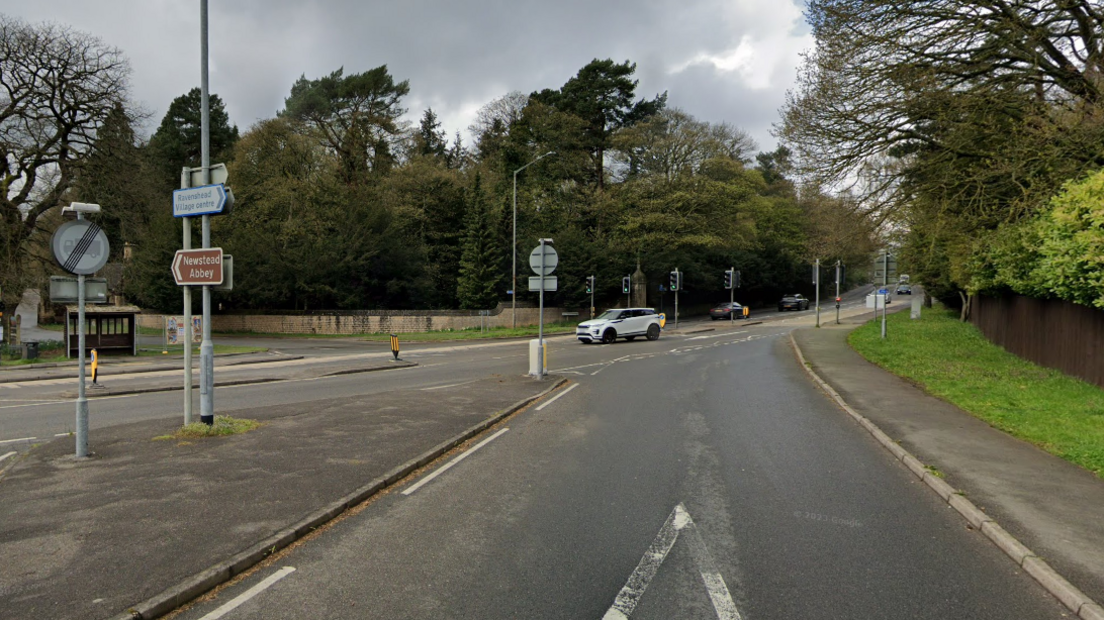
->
[137,304,570,335]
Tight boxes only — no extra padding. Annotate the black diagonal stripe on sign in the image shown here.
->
[64,222,102,272]
[63,222,99,272]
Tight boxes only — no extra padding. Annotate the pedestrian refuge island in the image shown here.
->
[65,304,141,358]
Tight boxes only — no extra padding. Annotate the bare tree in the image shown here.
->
[0,15,130,309]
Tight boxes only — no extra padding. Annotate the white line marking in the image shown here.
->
[603,504,741,620]
[0,452,16,463]
[54,433,70,437]
[535,384,578,411]
[198,566,296,620]
[421,382,467,391]
[0,437,36,445]
[590,365,610,376]
[687,331,748,341]
[402,428,509,496]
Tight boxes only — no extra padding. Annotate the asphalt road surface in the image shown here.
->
[123,293,1067,620]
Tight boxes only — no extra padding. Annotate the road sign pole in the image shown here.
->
[537,239,545,380]
[75,212,89,458]
[199,0,215,425]
[181,169,193,426]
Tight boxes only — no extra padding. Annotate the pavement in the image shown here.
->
[793,317,1104,620]
[2,302,1103,619]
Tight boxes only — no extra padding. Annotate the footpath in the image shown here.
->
[793,318,1104,620]
[0,372,565,620]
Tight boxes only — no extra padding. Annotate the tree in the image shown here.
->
[413,108,448,159]
[456,175,502,309]
[281,66,410,182]
[0,16,130,312]
[148,87,239,190]
[74,103,162,258]
[612,108,756,181]
[533,59,666,189]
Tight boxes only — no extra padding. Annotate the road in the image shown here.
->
[0,292,874,446]
[94,290,1061,620]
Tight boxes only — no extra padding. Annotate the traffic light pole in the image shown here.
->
[729,267,734,324]
[881,252,889,339]
[590,276,595,319]
[835,260,842,325]
[815,258,821,328]
[674,268,679,329]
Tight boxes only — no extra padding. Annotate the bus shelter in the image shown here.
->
[65,305,141,358]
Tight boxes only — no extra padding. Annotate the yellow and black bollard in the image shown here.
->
[90,348,101,387]
[389,333,401,362]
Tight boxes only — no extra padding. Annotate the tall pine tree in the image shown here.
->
[456,174,502,309]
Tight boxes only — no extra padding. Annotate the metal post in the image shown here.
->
[835,260,842,325]
[199,0,215,424]
[537,239,545,379]
[815,258,821,328]
[590,276,595,320]
[75,218,88,457]
[881,252,888,339]
[181,171,193,425]
[674,268,679,329]
[730,267,734,324]
[512,171,518,329]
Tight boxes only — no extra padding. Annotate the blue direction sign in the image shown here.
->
[173,184,230,218]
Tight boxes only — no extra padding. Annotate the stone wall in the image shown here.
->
[137,304,571,335]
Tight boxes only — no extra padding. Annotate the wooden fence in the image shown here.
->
[971,294,1104,388]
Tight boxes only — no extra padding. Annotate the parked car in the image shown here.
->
[896,284,912,295]
[709,302,748,320]
[576,308,662,344]
[778,294,810,311]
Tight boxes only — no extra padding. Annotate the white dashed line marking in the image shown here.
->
[402,428,509,496]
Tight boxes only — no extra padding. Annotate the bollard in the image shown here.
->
[91,349,99,385]
[389,334,401,361]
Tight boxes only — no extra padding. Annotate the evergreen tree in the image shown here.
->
[148,88,239,190]
[415,108,447,159]
[456,175,502,309]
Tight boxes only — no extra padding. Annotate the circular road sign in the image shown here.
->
[52,220,110,275]
[529,244,559,276]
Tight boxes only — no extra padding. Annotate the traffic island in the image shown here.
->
[0,374,564,620]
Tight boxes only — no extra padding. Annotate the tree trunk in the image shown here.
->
[958,290,972,322]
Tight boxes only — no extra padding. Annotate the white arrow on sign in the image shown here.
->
[173,184,228,218]
[530,244,559,276]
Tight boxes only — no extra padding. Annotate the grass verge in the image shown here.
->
[213,321,579,343]
[154,416,261,441]
[137,344,268,357]
[848,304,1104,477]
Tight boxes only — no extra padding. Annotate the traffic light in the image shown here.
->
[734,270,741,288]
[724,269,734,290]
[622,276,630,294]
[670,270,680,292]
[586,276,594,294]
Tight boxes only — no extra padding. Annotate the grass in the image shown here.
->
[217,320,580,343]
[849,304,1104,478]
[137,344,268,357]
[153,415,261,441]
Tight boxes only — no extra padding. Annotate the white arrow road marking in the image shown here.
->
[603,503,741,620]
[198,566,296,620]
[402,428,509,496]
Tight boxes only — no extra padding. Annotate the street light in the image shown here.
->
[512,150,556,328]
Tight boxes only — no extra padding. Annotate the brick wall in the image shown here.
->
[137,304,571,335]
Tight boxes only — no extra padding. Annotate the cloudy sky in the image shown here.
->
[2,1,813,153]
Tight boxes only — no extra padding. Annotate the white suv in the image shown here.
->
[576,308,662,344]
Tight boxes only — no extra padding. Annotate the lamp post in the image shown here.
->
[513,151,556,328]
